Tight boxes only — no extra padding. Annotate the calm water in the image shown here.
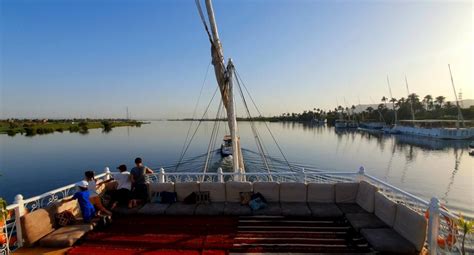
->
[0,121,473,216]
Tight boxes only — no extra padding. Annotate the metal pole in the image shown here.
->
[427,197,440,255]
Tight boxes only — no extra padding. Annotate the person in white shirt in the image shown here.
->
[84,171,112,216]
[110,164,133,210]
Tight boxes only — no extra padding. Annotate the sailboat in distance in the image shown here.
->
[391,66,474,140]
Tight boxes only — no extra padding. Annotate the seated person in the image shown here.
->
[84,170,112,216]
[110,164,133,210]
[63,180,96,223]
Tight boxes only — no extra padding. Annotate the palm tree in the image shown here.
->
[381,96,387,108]
[435,96,446,108]
[366,107,374,115]
[423,95,433,111]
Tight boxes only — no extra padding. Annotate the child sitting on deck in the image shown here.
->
[63,181,96,223]
[84,171,113,216]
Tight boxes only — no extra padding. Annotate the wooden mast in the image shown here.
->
[204,0,243,173]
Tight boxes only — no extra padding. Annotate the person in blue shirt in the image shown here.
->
[63,180,96,223]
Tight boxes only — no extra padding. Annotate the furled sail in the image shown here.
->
[198,0,244,173]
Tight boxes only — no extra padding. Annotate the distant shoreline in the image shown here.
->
[0,119,147,137]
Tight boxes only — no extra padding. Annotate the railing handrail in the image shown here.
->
[3,166,471,255]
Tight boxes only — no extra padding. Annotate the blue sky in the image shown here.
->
[1,0,472,119]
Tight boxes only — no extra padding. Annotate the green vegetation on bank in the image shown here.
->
[0,119,145,137]
[173,94,474,125]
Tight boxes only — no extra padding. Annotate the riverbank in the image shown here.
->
[0,119,146,136]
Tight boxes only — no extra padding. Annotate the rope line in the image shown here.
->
[235,69,293,171]
[175,87,219,171]
[178,61,211,165]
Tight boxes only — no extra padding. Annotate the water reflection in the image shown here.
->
[0,121,472,215]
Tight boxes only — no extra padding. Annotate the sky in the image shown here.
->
[0,0,472,119]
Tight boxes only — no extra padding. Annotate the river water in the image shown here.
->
[0,121,472,217]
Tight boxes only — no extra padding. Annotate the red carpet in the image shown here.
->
[68,215,371,254]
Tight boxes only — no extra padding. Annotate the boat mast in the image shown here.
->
[204,0,243,173]
[404,76,416,122]
[386,76,397,124]
[448,64,465,128]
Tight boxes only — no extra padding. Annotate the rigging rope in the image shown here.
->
[175,87,219,171]
[233,72,272,175]
[203,99,223,175]
[177,61,212,165]
[235,69,293,171]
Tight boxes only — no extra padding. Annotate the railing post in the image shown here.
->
[427,197,440,255]
[300,168,306,183]
[217,168,224,183]
[240,168,246,182]
[159,168,165,183]
[104,167,111,180]
[13,194,25,248]
[357,166,365,182]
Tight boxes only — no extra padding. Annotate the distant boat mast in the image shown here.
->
[448,64,465,128]
[404,76,416,121]
[386,75,397,123]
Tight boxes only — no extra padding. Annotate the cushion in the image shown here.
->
[355,181,378,213]
[165,202,196,215]
[361,228,416,254]
[346,213,387,231]
[39,224,92,247]
[374,192,397,227]
[308,203,343,218]
[175,182,199,202]
[393,204,427,251]
[223,202,252,216]
[112,206,142,215]
[253,182,279,202]
[252,202,281,216]
[307,183,335,203]
[226,181,252,203]
[54,210,76,227]
[199,182,226,202]
[53,199,82,218]
[195,202,226,216]
[240,192,253,205]
[280,182,307,202]
[280,202,311,217]
[337,203,367,214]
[22,208,56,246]
[138,203,170,215]
[103,181,118,192]
[148,183,174,199]
[335,183,359,203]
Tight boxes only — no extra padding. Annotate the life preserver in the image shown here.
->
[425,206,458,249]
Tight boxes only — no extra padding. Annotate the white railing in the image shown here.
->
[1,166,471,254]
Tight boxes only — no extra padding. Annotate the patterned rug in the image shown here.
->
[67,215,371,254]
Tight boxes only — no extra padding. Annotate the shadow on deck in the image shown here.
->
[66,215,373,254]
